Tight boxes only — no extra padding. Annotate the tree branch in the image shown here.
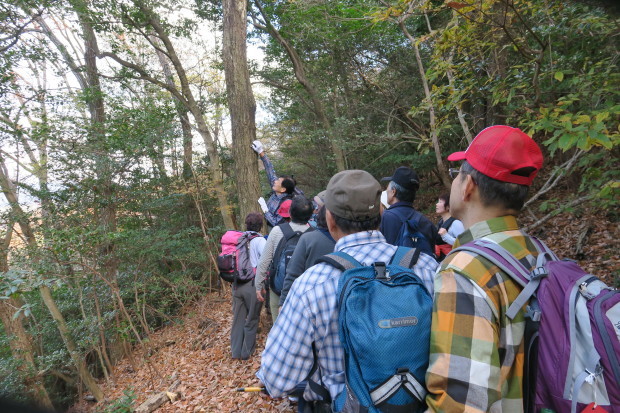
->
[524,149,584,208]
[523,194,592,232]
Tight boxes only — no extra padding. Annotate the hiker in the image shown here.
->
[278,205,336,308]
[230,212,267,360]
[251,140,303,228]
[256,170,437,410]
[380,166,437,256]
[433,193,464,261]
[308,191,326,228]
[255,196,313,324]
[425,125,544,412]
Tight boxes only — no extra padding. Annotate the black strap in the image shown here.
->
[406,248,421,269]
[307,342,332,402]
[280,222,295,240]
[441,217,456,230]
[314,255,347,272]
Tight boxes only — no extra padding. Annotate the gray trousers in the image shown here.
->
[231,280,263,359]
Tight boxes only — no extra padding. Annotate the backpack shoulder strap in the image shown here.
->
[403,208,417,224]
[279,223,295,240]
[307,342,332,402]
[442,217,456,230]
[389,246,421,269]
[315,251,362,272]
[530,236,559,260]
[451,239,548,320]
[240,231,260,243]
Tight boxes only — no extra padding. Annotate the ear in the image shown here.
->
[326,209,336,233]
[326,209,344,241]
[462,174,477,202]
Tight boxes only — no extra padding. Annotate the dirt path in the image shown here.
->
[82,291,295,412]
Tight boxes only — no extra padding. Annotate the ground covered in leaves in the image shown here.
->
[75,205,617,413]
[76,289,295,413]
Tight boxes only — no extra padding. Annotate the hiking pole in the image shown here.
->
[235,387,266,392]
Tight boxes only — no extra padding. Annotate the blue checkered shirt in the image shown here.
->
[256,230,437,400]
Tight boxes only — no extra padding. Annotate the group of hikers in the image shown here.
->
[218,125,619,413]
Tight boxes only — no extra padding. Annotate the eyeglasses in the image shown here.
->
[448,168,460,179]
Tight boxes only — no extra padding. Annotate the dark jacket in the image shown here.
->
[279,228,336,306]
[380,201,437,251]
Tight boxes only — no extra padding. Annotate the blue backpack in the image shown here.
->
[395,210,435,259]
[316,247,432,413]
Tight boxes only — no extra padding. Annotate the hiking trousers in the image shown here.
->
[231,280,262,359]
[269,289,280,324]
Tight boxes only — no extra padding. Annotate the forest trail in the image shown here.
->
[74,204,618,413]
[76,290,295,413]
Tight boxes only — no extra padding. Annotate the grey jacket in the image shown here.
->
[279,229,336,306]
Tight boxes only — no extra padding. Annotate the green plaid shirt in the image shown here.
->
[425,216,540,413]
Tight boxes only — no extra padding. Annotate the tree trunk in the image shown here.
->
[150,34,193,181]
[0,298,54,408]
[39,285,104,401]
[0,155,104,400]
[139,3,234,228]
[222,0,261,223]
[398,21,451,189]
[0,222,53,408]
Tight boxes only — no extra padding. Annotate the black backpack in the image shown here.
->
[394,210,436,258]
[269,223,312,295]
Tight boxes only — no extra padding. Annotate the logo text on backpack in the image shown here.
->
[378,316,418,329]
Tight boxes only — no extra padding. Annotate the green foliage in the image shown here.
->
[96,388,135,413]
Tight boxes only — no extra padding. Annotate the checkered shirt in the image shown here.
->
[257,230,437,400]
[425,216,540,413]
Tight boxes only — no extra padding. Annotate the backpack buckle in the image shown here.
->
[579,282,597,300]
[530,266,547,280]
[374,262,387,279]
[525,305,542,322]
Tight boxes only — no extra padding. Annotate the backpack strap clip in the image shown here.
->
[578,281,598,300]
[531,266,548,280]
[374,262,387,279]
[370,368,427,406]
[525,304,542,322]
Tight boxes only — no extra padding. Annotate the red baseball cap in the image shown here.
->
[447,125,543,186]
[278,199,292,218]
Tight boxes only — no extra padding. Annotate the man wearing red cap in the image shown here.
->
[425,126,544,412]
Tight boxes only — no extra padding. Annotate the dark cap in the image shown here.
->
[447,125,543,186]
[324,170,381,222]
[381,166,420,191]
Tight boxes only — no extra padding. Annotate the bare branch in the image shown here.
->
[524,194,593,232]
[524,149,585,208]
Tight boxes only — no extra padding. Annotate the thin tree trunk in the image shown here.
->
[398,20,451,188]
[138,4,234,228]
[93,291,114,377]
[0,299,54,408]
[39,285,104,400]
[150,34,192,181]
[223,0,261,222]
[0,156,104,400]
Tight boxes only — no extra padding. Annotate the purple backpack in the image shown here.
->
[454,238,620,413]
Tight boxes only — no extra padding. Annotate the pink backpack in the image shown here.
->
[217,231,261,284]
